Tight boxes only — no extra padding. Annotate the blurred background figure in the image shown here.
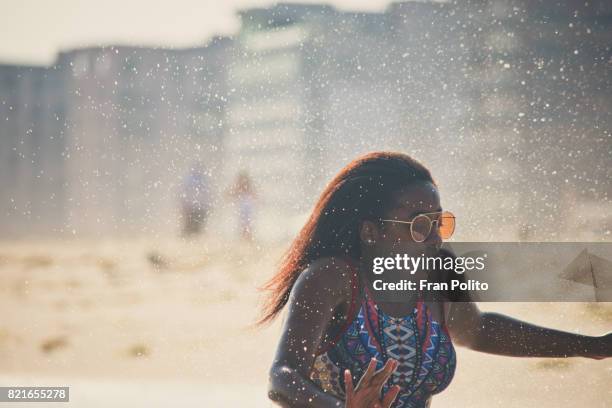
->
[179,164,211,237]
[227,171,257,242]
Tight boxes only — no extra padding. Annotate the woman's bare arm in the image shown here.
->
[268,257,354,407]
[446,301,612,359]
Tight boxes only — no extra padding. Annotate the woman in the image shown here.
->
[227,170,257,241]
[260,152,611,408]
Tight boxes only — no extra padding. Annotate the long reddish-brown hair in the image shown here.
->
[257,151,435,325]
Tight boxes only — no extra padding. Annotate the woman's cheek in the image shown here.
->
[391,236,409,251]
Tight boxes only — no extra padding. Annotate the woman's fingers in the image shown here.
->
[344,360,400,408]
[344,369,354,406]
[381,385,401,408]
[358,357,379,387]
[372,359,398,386]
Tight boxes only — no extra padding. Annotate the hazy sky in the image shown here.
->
[1,0,391,65]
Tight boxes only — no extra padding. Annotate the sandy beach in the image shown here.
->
[1,237,610,407]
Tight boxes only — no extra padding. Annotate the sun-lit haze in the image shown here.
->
[0,0,390,65]
[1,1,611,406]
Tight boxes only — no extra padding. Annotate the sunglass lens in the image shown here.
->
[411,215,431,242]
[438,212,455,239]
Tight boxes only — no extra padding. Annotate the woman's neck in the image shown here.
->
[358,256,425,303]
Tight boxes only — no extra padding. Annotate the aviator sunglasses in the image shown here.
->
[380,211,455,242]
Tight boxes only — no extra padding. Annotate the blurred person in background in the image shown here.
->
[179,164,212,237]
[260,151,612,408]
[227,170,257,242]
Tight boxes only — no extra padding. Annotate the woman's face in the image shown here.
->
[368,181,443,258]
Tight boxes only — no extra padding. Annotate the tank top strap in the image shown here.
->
[415,297,427,337]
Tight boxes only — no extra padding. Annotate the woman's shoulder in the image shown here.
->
[292,256,356,303]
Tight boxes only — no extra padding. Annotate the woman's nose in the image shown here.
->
[427,224,443,246]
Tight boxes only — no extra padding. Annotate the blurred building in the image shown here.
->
[223,4,332,229]
[512,1,612,239]
[0,64,66,236]
[55,39,231,236]
[222,4,402,238]
[388,0,612,240]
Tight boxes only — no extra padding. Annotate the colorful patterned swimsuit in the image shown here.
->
[310,264,457,408]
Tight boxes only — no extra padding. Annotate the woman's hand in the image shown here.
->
[586,332,612,360]
[344,358,401,408]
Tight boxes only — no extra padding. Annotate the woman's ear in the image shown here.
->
[360,220,380,246]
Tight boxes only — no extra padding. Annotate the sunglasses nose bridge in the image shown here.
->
[428,220,443,242]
